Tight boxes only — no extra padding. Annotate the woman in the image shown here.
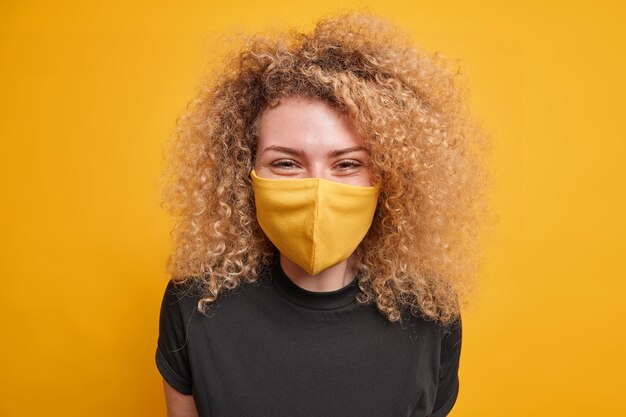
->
[155,10,490,417]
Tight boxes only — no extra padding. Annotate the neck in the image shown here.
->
[279,253,358,292]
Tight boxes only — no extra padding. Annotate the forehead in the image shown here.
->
[256,96,365,151]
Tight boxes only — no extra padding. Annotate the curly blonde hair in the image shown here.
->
[159,10,493,325]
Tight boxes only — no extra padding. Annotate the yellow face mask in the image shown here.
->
[250,169,380,276]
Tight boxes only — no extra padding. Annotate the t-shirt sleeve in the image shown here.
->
[155,279,193,395]
[429,314,462,417]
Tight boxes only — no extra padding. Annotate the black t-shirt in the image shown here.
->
[155,254,462,417]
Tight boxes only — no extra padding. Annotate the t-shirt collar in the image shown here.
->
[269,253,360,311]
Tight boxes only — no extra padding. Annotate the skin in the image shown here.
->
[253,95,374,292]
[162,380,198,417]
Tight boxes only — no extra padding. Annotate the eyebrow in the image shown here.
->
[261,145,368,158]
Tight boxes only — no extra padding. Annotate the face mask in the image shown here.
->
[250,169,380,276]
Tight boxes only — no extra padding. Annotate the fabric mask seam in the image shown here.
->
[311,179,320,274]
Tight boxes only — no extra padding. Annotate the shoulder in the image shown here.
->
[395,307,462,344]
[161,269,274,319]
[157,279,201,338]
[161,279,200,309]
[439,314,462,342]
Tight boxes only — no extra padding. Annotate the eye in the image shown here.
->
[335,160,362,170]
[271,159,298,169]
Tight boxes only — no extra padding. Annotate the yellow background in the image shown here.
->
[1,1,624,416]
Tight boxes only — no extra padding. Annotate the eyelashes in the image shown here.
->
[271,159,363,170]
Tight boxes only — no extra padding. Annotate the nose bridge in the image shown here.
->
[307,160,327,180]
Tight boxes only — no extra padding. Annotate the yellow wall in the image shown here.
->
[1,1,624,416]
